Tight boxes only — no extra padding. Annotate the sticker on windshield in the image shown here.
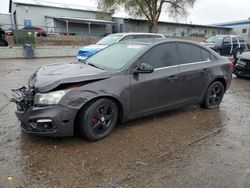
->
[127,45,143,49]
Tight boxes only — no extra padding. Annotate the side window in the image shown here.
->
[223,37,231,44]
[201,48,210,61]
[133,35,149,39]
[232,37,237,43]
[139,43,178,68]
[147,35,163,39]
[120,35,134,41]
[178,43,202,64]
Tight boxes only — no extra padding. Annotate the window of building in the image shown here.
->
[242,29,247,33]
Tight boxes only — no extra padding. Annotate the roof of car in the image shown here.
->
[214,35,243,38]
[110,32,165,38]
[119,38,220,55]
[119,38,206,46]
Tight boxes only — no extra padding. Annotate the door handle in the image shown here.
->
[168,76,178,81]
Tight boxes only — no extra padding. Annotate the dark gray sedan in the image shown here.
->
[11,39,233,141]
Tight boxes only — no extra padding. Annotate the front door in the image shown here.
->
[222,36,232,55]
[128,42,179,117]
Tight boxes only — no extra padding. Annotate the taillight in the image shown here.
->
[228,62,234,70]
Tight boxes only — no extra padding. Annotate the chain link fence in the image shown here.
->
[1,23,103,47]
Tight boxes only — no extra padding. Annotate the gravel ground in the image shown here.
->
[0,58,250,188]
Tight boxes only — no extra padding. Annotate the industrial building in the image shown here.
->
[0,0,232,37]
[214,19,250,43]
[113,17,231,37]
[9,0,114,36]
[0,13,11,30]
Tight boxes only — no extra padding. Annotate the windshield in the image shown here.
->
[85,43,146,70]
[205,36,224,43]
[96,35,123,45]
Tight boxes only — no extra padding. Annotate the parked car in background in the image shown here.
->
[5,28,14,36]
[77,33,165,61]
[0,27,8,46]
[233,51,250,78]
[202,35,247,58]
[11,39,233,141]
[22,26,47,37]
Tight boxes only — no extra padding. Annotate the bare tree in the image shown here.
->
[98,0,196,33]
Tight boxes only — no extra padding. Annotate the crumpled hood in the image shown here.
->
[32,62,112,92]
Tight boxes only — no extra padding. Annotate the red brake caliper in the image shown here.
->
[92,117,97,125]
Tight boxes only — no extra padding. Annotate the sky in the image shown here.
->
[0,0,249,24]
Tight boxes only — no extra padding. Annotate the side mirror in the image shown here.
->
[132,63,154,74]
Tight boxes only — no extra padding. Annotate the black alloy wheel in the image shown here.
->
[202,81,225,109]
[78,98,118,141]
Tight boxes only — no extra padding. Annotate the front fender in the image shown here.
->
[59,89,122,110]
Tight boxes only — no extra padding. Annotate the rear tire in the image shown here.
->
[201,81,225,109]
[77,98,118,141]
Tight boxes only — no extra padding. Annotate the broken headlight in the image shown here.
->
[34,90,67,105]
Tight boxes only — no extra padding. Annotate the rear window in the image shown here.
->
[205,36,223,43]
[201,48,210,61]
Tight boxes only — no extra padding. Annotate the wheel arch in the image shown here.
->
[201,77,226,108]
[212,77,227,91]
[201,76,227,104]
[73,95,124,133]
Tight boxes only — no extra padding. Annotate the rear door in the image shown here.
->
[177,42,210,103]
[128,42,179,117]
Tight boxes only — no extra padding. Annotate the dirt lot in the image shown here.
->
[0,58,250,188]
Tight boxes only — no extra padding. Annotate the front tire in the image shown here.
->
[78,98,118,141]
[201,81,225,109]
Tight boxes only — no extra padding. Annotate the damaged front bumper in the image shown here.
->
[11,87,78,137]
